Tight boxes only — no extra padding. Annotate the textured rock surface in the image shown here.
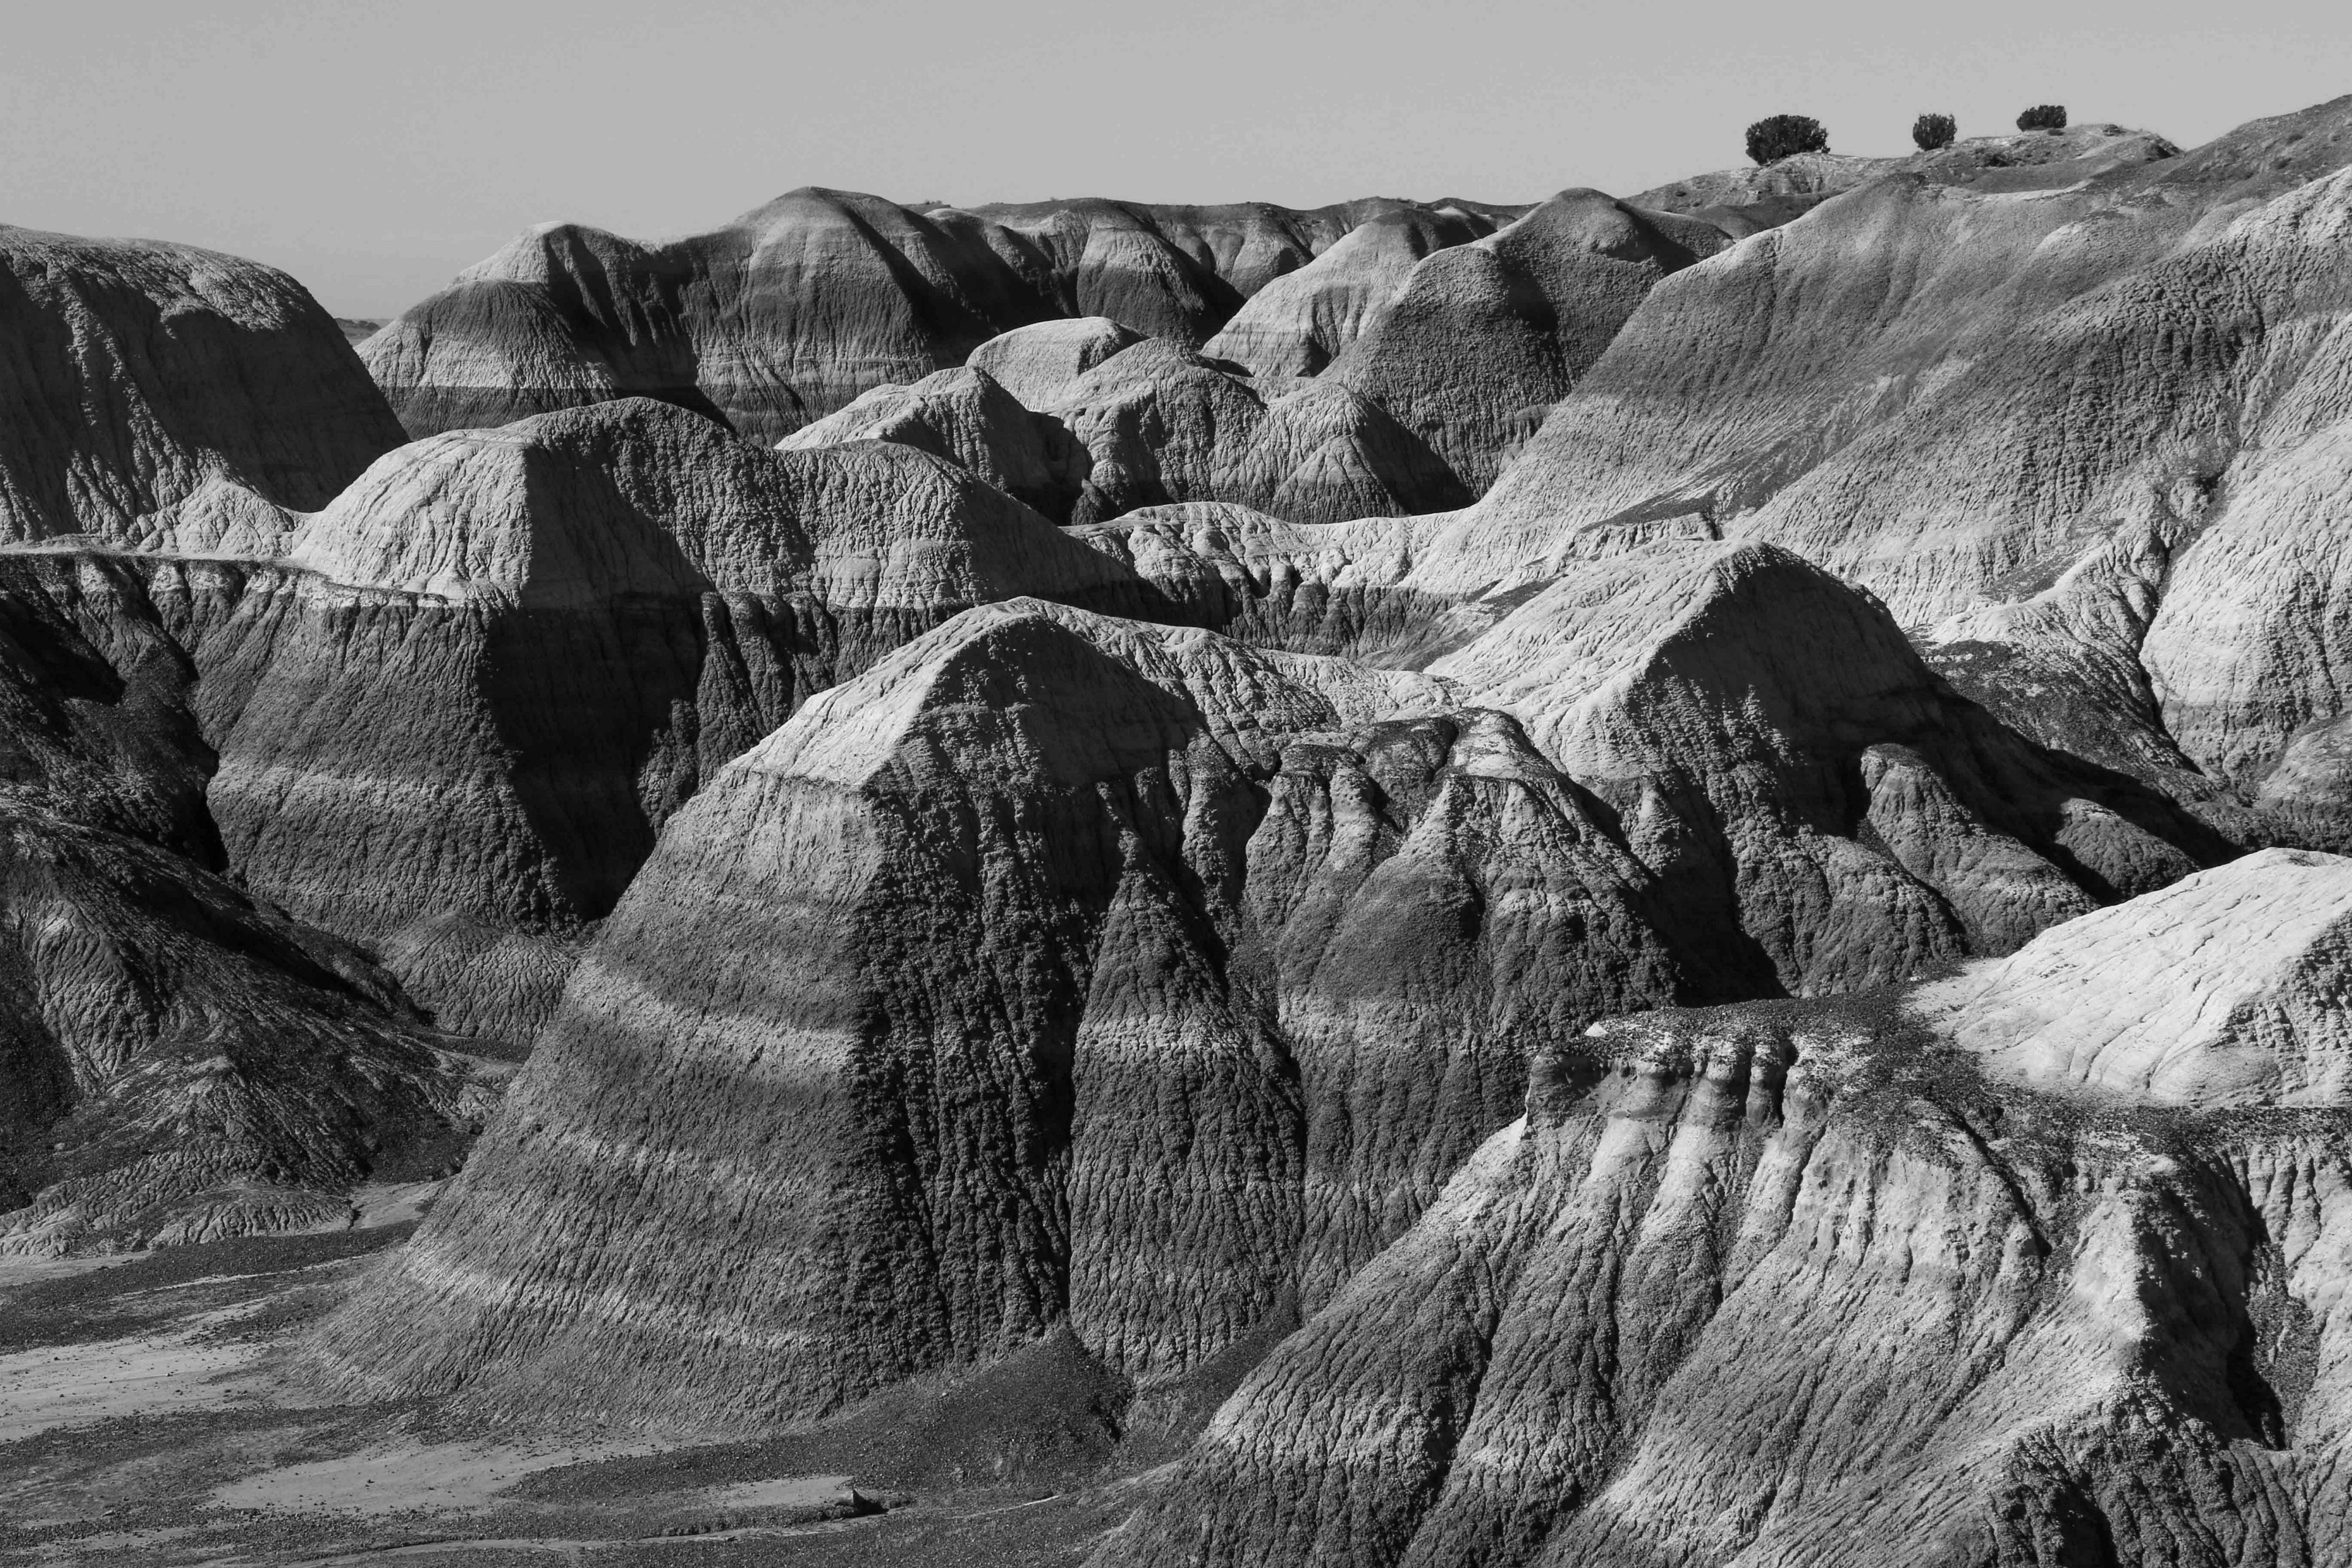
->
[1916,848,2352,1107]
[775,364,1090,519]
[309,541,2218,1428]
[1322,192,1735,496]
[0,799,501,1255]
[1103,862,2352,1567]
[0,226,404,545]
[0,552,496,1256]
[311,600,1676,1424]
[967,316,1145,409]
[1048,340,1468,526]
[203,398,1148,1041]
[1461,97,2352,631]
[366,194,1521,444]
[1203,208,1495,378]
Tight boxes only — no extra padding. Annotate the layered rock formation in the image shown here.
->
[1322,191,1735,495]
[0,554,497,1254]
[363,193,1518,445]
[0,226,404,545]
[0,799,501,1254]
[201,398,1148,1039]
[308,537,2219,1428]
[1457,96,2352,635]
[1202,207,1496,377]
[1047,339,1469,525]
[1104,848,2352,1568]
[361,190,1062,442]
[775,364,1090,520]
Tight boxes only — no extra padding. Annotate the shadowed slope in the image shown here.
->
[0,226,404,545]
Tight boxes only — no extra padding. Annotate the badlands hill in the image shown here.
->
[0,225,404,545]
[361,192,1523,447]
[314,541,2222,1428]
[1107,851,2352,1568]
[10,86,2352,1568]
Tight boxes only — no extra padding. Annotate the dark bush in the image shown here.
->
[1912,112,1958,151]
[2016,104,2068,131]
[1745,114,1830,166]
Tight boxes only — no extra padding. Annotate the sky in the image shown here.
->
[4,1,2347,317]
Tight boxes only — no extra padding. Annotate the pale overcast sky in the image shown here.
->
[4,0,2346,317]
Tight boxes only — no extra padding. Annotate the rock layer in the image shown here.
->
[0,225,404,545]
[1104,856,2352,1568]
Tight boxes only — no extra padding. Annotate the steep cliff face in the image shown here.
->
[1104,848,2352,1568]
[0,226,404,545]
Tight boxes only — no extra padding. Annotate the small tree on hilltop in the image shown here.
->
[1746,114,1830,166]
[2017,104,2068,131]
[1912,112,1958,151]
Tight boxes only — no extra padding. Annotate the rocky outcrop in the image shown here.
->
[967,317,1144,409]
[1916,847,2352,1106]
[0,226,404,546]
[364,194,1522,445]
[775,364,1090,519]
[1631,121,2181,222]
[1104,849,2352,1568]
[0,798,502,1255]
[361,190,1065,442]
[0,551,496,1256]
[1322,191,1734,497]
[307,600,1656,1423]
[1049,340,1467,526]
[1202,208,1495,377]
[1463,97,2352,631]
[198,398,1147,1041]
[307,537,2223,1428]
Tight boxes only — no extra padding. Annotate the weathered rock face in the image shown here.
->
[198,398,1148,1041]
[305,599,1718,1424]
[1322,192,1735,496]
[1915,847,2352,1107]
[307,537,2222,1428]
[0,554,496,1256]
[1462,97,2352,635]
[0,226,405,545]
[966,317,1145,410]
[1103,850,2352,1568]
[0,799,502,1255]
[362,190,1064,443]
[364,194,1521,446]
[1423,541,2223,989]
[775,364,1091,520]
[1049,340,1468,526]
[1203,208,1496,378]
[1069,502,1452,660]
